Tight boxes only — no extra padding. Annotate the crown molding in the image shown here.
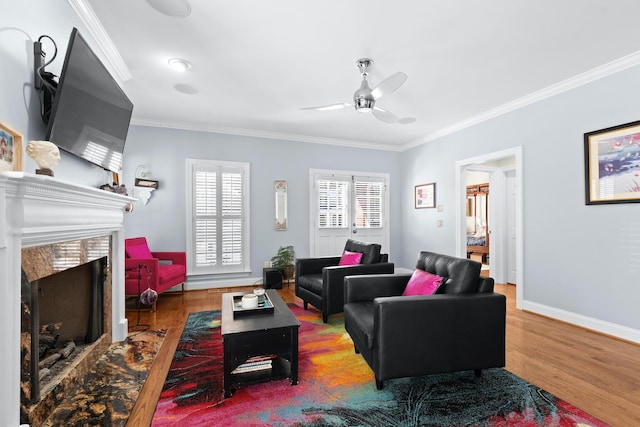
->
[402,50,640,151]
[67,0,132,82]
[137,48,640,154]
[67,0,640,153]
[130,118,403,152]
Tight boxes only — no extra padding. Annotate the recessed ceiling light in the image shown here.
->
[146,0,191,17]
[168,58,192,72]
[174,83,199,95]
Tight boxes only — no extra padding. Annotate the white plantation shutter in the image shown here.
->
[317,179,349,228]
[187,159,249,275]
[221,171,243,266]
[354,180,383,228]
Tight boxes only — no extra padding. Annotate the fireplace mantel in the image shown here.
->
[0,172,134,427]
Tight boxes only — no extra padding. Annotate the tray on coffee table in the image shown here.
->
[232,292,275,317]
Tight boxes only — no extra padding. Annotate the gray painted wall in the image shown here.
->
[400,65,640,334]
[2,1,118,186]
[4,1,639,340]
[121,125,402,286]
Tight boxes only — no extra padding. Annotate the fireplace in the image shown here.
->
[0,172,133,427]
[20,237,112,425]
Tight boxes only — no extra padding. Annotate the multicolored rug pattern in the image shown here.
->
[152,304,608,426]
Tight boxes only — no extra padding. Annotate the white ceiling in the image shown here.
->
[79,0,640,151]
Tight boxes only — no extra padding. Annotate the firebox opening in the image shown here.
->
[30,256,106,399]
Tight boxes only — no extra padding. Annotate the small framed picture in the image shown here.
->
[415,183,436,209]
[584,120,640,204]
[0,121,23,172]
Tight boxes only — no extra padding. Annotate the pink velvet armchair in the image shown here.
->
[124,237,186,311]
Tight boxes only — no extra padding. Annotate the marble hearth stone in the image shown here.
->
[41,329,166,427]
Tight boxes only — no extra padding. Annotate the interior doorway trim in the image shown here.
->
[455,147,524,308]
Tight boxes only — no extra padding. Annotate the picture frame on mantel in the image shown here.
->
[0,121,24,172]
[415,182,436,209]
[584,119,640,205]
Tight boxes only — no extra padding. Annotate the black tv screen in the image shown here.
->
[46,28,133,173]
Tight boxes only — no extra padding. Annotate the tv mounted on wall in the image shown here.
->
[44,27,133,173]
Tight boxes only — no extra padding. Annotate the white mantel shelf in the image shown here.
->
[0,172,135,427]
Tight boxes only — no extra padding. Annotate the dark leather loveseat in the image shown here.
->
[343,251,506,389]
[295,239,394,322]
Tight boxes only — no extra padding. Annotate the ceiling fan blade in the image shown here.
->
[371,72,407,99]
[372,106,399,124]
[300,102,351,111]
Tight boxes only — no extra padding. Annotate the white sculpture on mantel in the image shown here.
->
[26,140,60,176]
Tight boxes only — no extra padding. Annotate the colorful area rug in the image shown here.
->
[152,304,608,426]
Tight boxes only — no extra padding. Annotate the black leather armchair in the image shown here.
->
[343,251,506,389]
[295,239,394,323]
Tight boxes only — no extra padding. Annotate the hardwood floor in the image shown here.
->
[125,283,640,427]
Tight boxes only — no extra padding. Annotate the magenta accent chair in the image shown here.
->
[124,237,186,311]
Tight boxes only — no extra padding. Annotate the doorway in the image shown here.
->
[309,169,390,257]
[456,147,523,308]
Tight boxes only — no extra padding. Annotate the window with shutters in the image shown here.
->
[354,180,383,228]
[316,179,384,229]
[317,179,349,228]
[186,159,250,275]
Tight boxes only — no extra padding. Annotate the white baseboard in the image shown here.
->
[521,300,640,344]
[184,275,263,290]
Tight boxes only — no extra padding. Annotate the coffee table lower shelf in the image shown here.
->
[225,356,295,397]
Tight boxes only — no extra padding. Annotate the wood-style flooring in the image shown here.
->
[124,283,640,427]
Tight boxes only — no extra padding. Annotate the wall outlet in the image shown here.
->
[437,220,443,227]
[437,205,443,212]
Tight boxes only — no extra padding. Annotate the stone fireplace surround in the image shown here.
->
[1,172,134,427]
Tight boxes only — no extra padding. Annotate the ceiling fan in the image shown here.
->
[301,58,416,124]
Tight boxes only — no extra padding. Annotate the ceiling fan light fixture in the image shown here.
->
[168,58,192,72]
[354,97,374,113]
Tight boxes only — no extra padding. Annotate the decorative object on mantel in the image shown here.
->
[134,165,159,205]
[0,121,24,172]
[25,140,60,176]
[101,172,133,211]
[99,183,128,195]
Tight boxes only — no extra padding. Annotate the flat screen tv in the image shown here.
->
[45,27,133,173]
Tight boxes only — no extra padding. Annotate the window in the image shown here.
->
[187,159,250,275]
[317,179,349,228]
[316,178,384,229]
[354,180,383,228]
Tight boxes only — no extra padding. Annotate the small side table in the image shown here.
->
[262,267,282,289]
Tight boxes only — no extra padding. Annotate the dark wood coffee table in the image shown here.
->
[221,289,300,397]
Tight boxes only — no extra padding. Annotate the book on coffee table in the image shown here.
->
[231,355,277,374]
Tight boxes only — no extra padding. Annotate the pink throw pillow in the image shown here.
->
[126,243,154,259]
[402,269,444,296]
[338,250,363,266]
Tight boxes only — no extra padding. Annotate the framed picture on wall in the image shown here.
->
[414,182,436,209]
[584,119,640,204]
[0,121,23,172]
